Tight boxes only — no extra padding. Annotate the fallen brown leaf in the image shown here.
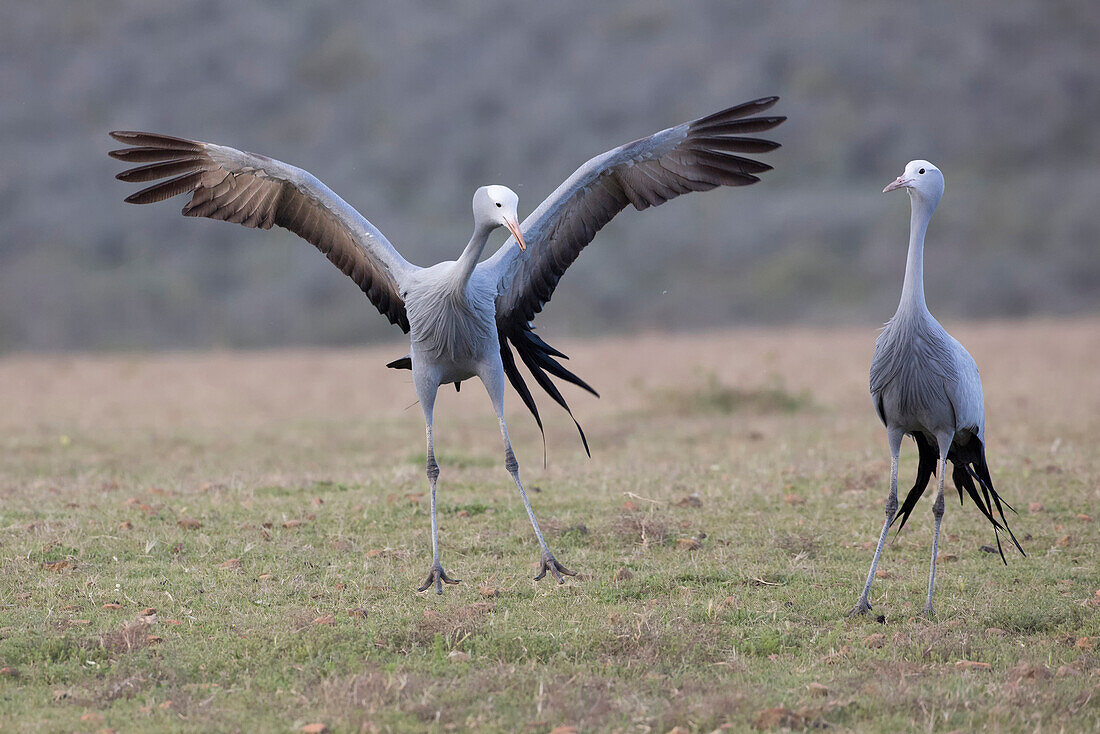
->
[118,521,133,530]
[1076,636,1096,650]
[102,603,123,610]
[675,494,703,508]
[1028,502,1044,513]
[677,537,702,551]
[862,633,886,649]
[938,553,959,563]
[783,494,805,506]
[177,518,202,530]
[616,567,634,581]
[282,520,302,529]
[754,706,800,729]
[43,559,73,572]
[312,614,336,626]
[218,558,242,570]
[301,724,329,734]
[807,682,828,697]
[479,586,502,598]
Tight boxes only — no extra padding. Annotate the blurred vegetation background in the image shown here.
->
[1,1,1097,352]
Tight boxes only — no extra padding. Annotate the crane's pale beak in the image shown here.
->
[882,176,911,193]
[505,217,526,251]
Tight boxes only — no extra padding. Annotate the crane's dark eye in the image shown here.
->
[495,202,502,207]
[918,168,925,174]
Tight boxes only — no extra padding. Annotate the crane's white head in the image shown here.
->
[883,160,944,206]
[473,185,525,251]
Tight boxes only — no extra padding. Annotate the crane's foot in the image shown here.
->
[848,598,873,617]
[922,603,936,618]
[534,552,576,584]
[417,563,460,595]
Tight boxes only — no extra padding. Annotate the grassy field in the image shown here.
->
[1,319,1098,732]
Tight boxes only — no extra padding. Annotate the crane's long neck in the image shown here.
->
[452,221,494,295]
[897,194,936,316]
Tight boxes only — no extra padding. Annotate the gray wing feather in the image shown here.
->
[485,97,785,326]
[945,334,985,437]
[109,132,416,332]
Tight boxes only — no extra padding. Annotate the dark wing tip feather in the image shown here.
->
[691,97,780,127]
[109,130,203,149]
[122,170,206,205]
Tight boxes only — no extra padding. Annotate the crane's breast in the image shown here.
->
[405,278,496,366]
[870,319,957,431]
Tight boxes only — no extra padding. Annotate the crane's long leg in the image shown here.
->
[924,434,952,616]
[415,380,459,594]
[481,364,576,584]
[850,428,903,617]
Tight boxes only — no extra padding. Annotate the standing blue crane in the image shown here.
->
[109,97,785,593]
[850,160,1023,618]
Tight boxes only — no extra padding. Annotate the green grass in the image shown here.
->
[1,323,1098,731]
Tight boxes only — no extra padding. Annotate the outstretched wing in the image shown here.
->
[109,132,416,332]
[485,97,785,450]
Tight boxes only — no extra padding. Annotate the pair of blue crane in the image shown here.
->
[109,96,1022,612]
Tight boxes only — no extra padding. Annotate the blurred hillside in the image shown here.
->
[1,1,1097,351]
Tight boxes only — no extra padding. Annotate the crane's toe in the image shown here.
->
[534,553,577,584]
[848,599,873,617]
[418,563,461,595]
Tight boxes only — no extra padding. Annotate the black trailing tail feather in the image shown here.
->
[892,431,938,537]
[891,432,1024,563]
[499,325,597,459]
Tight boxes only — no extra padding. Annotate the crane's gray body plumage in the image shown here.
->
[871,308,982,441]
[110,97,785,593]
[852,160,1022,618]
